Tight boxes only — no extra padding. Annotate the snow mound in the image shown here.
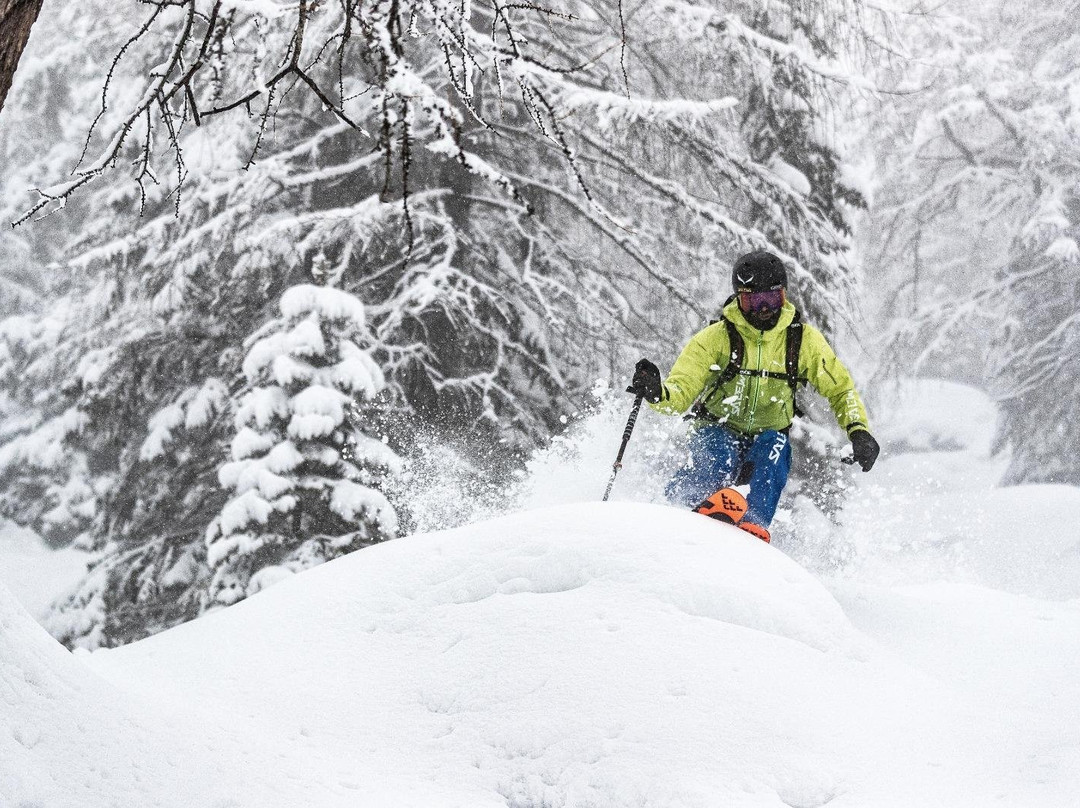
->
[330,501,851,652]
[0,580,292,807]
[99,502,853,657]
[80,502,858,807]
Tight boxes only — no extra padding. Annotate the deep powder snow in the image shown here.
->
[3,380,1080,806]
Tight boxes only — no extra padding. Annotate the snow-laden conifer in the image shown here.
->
[205,284,400,606]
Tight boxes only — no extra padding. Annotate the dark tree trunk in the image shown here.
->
[0,0,43,116]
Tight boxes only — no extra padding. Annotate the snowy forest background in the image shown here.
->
[0,0,1076,649]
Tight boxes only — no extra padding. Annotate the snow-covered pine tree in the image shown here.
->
[205,284,401,606]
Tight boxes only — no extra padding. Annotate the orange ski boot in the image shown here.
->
[694,487,749,525]
[736,521,771,543]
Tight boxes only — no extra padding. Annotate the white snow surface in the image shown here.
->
[0,522,88,620]
[4,379,1080,806]
[0,581,299,807]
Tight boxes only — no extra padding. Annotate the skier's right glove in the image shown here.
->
[849,429,880,472]
[627,358,663,403]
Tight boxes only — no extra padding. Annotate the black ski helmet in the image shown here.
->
[731,250,787,292]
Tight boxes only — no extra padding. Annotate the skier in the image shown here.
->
[627,250,879,543]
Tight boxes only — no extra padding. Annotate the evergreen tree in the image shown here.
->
[206,284,400,606]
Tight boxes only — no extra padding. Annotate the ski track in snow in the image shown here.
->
[2,379,1080,806]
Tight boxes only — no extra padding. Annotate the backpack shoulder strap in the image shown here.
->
[683,315,742,421]
[785,309,804,380]
[716,316,744,385]
[786,309,807,417]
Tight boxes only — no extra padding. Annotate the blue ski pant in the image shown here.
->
[665,424,791,528]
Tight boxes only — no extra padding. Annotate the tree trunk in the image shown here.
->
[0,0,43,117]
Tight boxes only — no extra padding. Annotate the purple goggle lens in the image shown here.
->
[738,288,785,314]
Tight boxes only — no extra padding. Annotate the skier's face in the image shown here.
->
[738,287,785,330]
[737,288,785,314]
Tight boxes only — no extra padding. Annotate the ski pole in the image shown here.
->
[602,394,645,502]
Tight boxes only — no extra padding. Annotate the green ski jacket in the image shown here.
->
[651,299,869,436]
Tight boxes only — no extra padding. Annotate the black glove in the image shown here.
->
[849,429,880,472]
[627,358,663,403]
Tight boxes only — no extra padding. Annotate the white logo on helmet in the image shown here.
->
[736,273,754,286]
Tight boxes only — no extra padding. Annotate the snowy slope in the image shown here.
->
[83,504,868,808]
[4,379,1080,806]
[0,578,331,807]
[830,380,1080,601]
[0,500,1073,807]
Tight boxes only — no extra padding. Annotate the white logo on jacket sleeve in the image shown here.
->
[844,390,861,422]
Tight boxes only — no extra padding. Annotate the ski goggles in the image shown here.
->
[737,287,785,313]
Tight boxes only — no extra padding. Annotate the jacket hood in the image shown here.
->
[722,298,797,338]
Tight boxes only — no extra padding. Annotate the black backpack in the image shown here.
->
[688,308,808,421]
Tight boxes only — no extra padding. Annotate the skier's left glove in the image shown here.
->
[627,358,663,403]
[849,429,880,472]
